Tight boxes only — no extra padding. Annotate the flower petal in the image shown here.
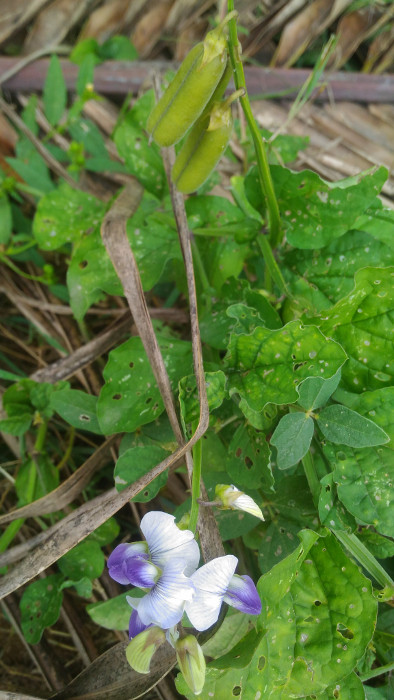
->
[233,493,265,521]
[107,542,148,585]
[185,555,238,631]
[224,574,262,616]
[135,559,195,630]
[129,609,151,639]
[141,511,200,575]
[125,555,161,588]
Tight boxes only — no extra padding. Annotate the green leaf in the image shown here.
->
[114,91,166,197]
[202,610,252,659]
[99,36,138,61]
[58,540,105,581]
[210,628,265,670]
[257,517,304,574]
[323,442,394,537]
[317,266,394,393]
[271,412,314,469]
[179,371,226,428]
[225,319,347,412]
[282,229,394,312]
[7,155,54,194]
[357,529,394,559]
[87,591,137,631]
[70,38,100,65]
[60,576,93,598]
[76,54,95,95]
[186,194,260,243]
[20,575,63,644]
[33,183,105,251]
[318,473,357,533]
[226,422,273,491]
[297,370,342,410]
[246,164,387,249]
[15,455,59,503]
[69,119,107,158]
[317,405,389,447]
[342,387,394,447]
[309,672,365,699]
[0,194,12,244]
[43,55,67,126]
[97,334,191,434]
[257,531,377,697]
[50,389,102,434]
[88,518,120,546]
[0,413,32,436]
[113,445,169,502]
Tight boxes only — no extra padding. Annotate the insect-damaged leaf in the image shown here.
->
[225,320,346,412]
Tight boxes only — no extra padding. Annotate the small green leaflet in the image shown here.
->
[33,184,105,250]
[226,422,273,491]
[316,404,389,447]
[58,540,105,581]
[297,369,342,410]
[50,389,102,434]
[271,412,314,469]
[0,194,12,245]
[114,445,169,502]
[225,319,347,412]
[97,334,192,434]
[20,574,63,644]
[43,55,67,126]
[317,266,394,393]
[343,387,394,446]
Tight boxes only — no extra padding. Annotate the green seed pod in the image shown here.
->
[147,16,236,147]
[171,90,243,194]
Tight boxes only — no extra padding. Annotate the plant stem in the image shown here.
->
[334,530,394,590]
[226,1,281,249]
[189,420,202,533]
[301,449,320,509]
[359,660,394,682]
[257,235,288,296]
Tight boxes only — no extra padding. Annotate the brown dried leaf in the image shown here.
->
[174,19,206,61]
[23,0,98,54]
[131,0,175,58]
[164,0,203,34]
[0,113,18,155]
[79,0,146,43]
[327,10,374,70]
[272,0,353,67]
[51,641,176,700]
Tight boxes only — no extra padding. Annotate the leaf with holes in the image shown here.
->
[245,164,387,249]
[257,517,304,575]
[179,370,226,430]
[271,412,314,470]
[33,184,105,251]
[225,320,347,412]
[97,335,192,434]
[20,574,63,644]
[50,389,102,434]
[323,442,394,537]
[210,629,265,670]
[316,267,394,393]
[114,91,166,197]
[316,405,389,448]
[256,531,377,697]
[282,229,394,313]
[226,422,273,492]
[113,445,169,502]
[186,194,260,243]
[297,370,342,411]
[318,473,357,533]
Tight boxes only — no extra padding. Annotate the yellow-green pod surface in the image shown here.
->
[172,102,233,194]
[147,26,228,148]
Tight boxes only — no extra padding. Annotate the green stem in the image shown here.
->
[301,449,320,509]
[359,660,394,682]
[257,235,288,296]
[189,420,202,533]
[334,530,394,590]
[34,419,48,453]
[227,1,281,249]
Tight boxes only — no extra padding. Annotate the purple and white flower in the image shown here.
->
[185,554,262,631]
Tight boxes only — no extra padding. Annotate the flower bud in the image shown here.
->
[125,626,166,674]
[215,484,265,521]
[176,635,206,695]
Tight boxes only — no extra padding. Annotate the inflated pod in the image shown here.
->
[147,18,233,147]
[172,91,243,193]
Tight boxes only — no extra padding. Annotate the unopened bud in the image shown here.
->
[215,484,265,521]
[125,626,166,674]
[176,635,206,696]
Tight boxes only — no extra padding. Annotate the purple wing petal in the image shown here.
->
[107,542,147,585]
[140,511,200,575]
[129,608,152,639]
[125,555,161,588]
[224,574,262,616]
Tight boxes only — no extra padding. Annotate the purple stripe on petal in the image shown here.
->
[129,609,151,639]
[125,555,161,588]
[224,575,262,616]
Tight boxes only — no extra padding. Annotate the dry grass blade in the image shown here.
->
[50,641,176,700]
[23,0,99,54]
[131,0,175,58]
[0,692,48,699]
[0,436,118,526]
[79,0,146,43]
[327,9,375,70]
[0,0,51,46]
